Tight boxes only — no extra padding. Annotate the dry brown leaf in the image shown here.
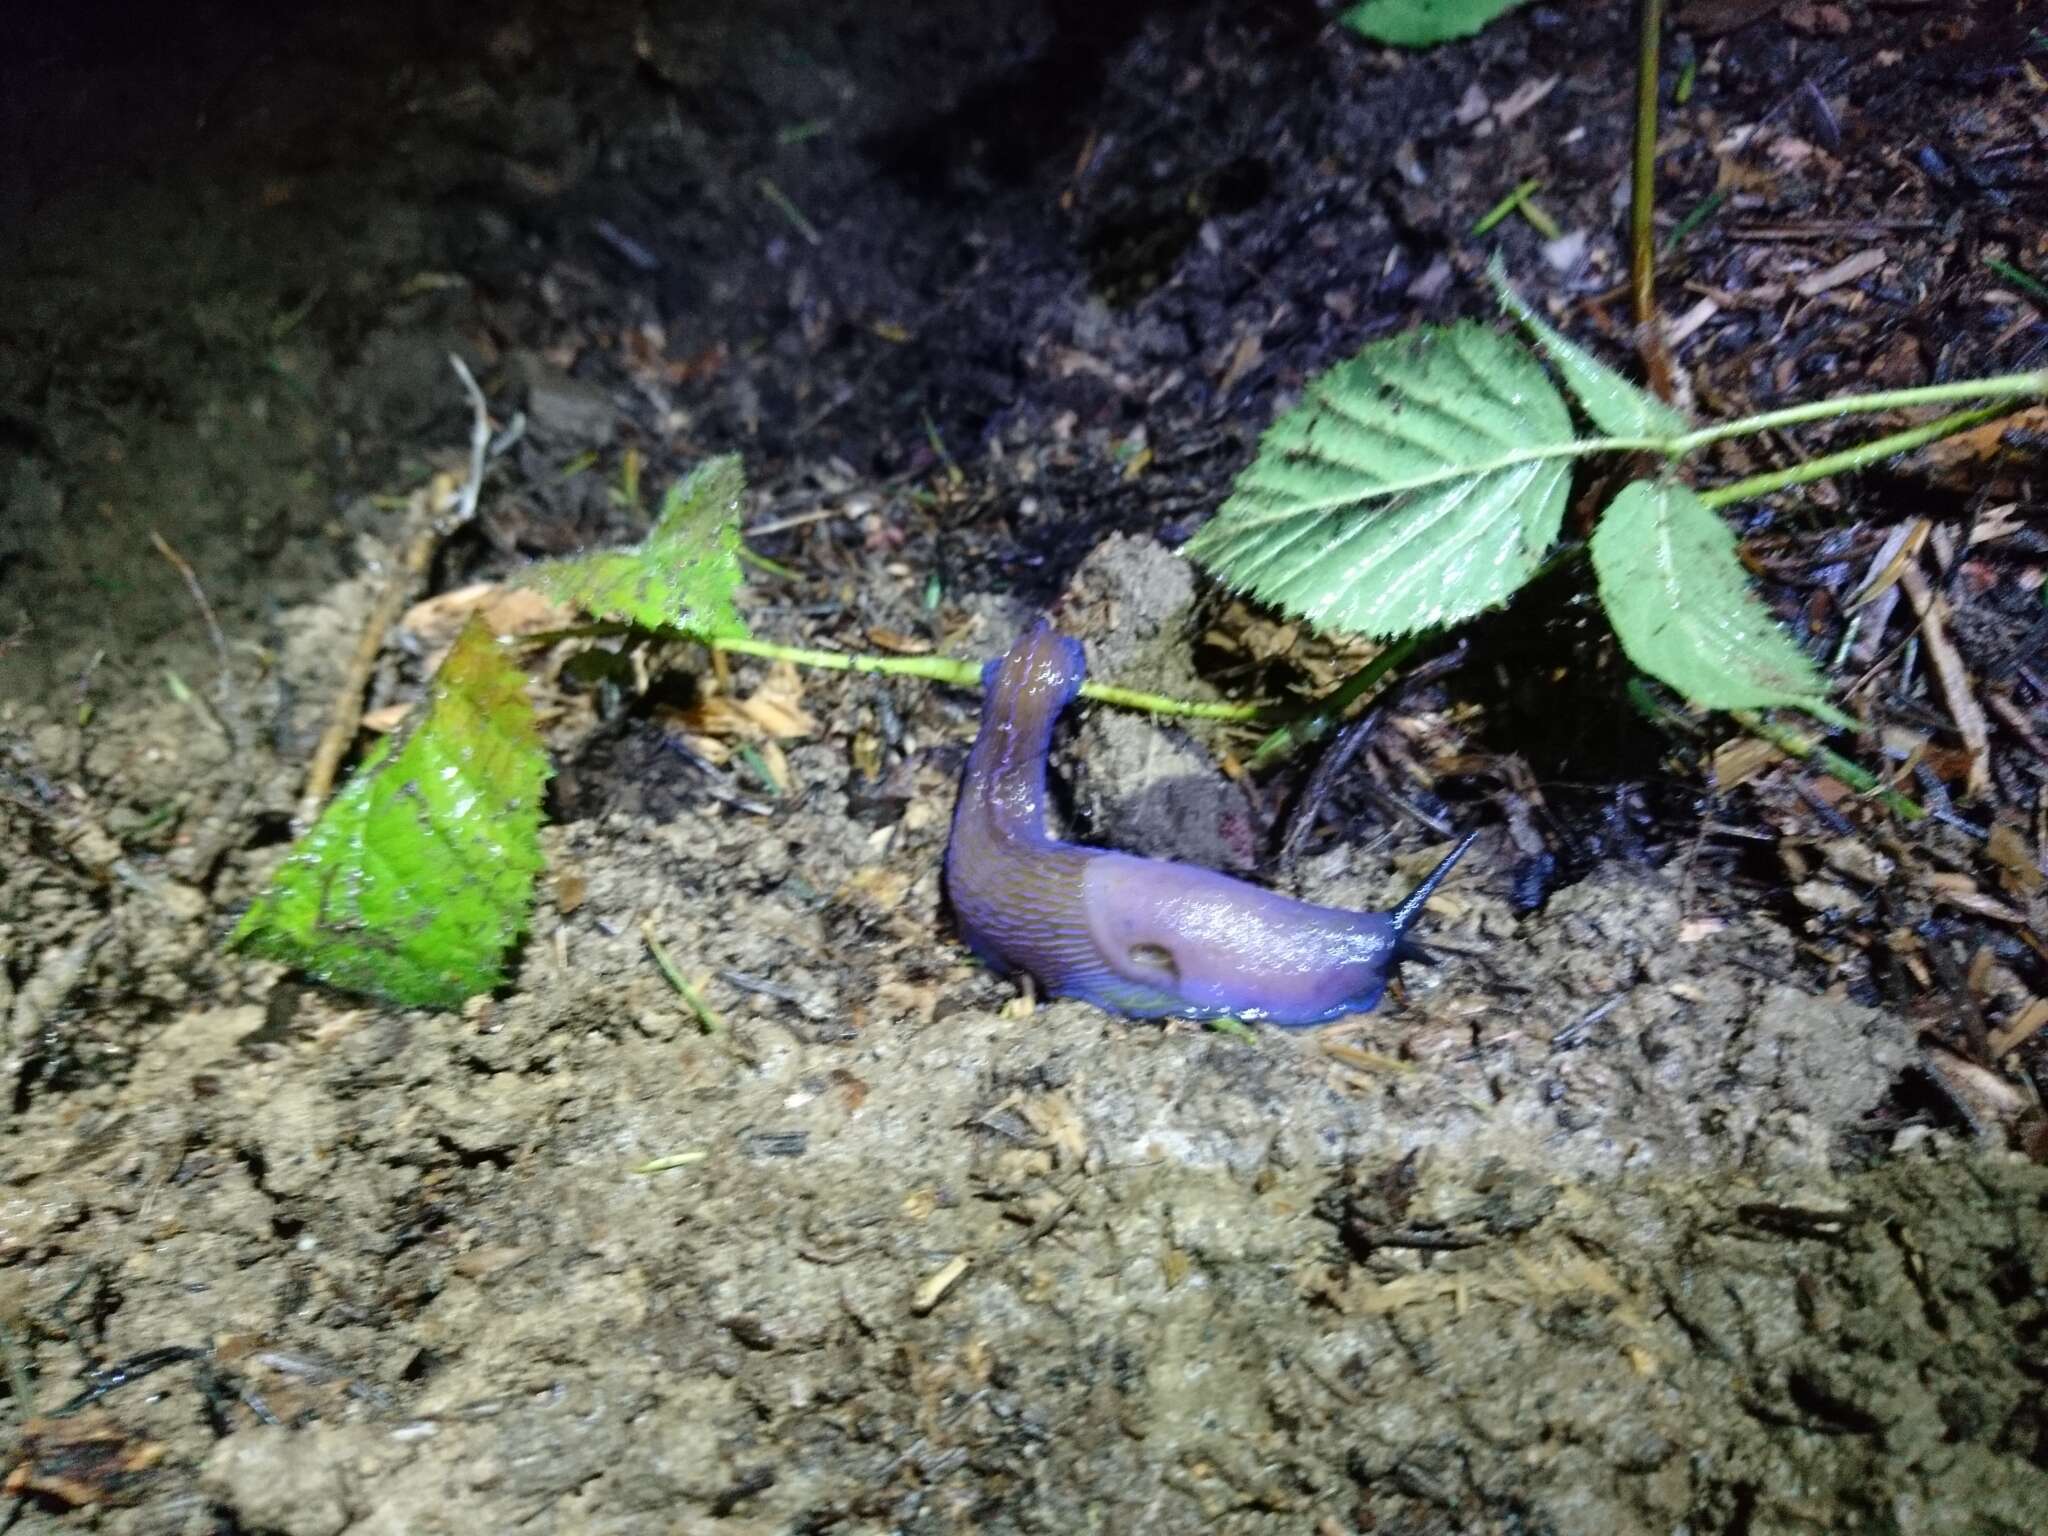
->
[2,1414,167,1509]
[1986,822,2046,896]
[361,702,413,735]
[865,627,932,655]
[671,661,816,742]
[1922,405,2048,474]
[1712,734,1785,789]
[400,581,574,648]
[1967,504,2024,545]
[1216,330,1263,394]
[1922,875,2029,926]
[1782,3,1851,37]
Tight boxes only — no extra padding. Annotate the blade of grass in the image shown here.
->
[641,918,723,1033]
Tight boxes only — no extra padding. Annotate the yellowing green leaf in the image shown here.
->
[232,616,550,1008]
[1486,255,1689,440]
[517,454,750,638]
[1342,0,1531,48]
[1593,481,1845,721]
[1186,322,1577,638]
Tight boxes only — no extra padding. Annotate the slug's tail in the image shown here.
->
[1389,830,1480,939]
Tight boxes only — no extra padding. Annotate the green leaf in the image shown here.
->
[233,616,550,1008]
[1341,0,1531,48]
[517,454,750,638]
[1486,255,1689,440]
[1592,481,1845,720]
[1185,322,1578,638]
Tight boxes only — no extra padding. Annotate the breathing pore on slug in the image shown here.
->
[944,621,1478,1027]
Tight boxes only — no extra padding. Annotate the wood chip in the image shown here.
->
[1794,249,1887,298]
[1711,733,1785,789]
[1492,75,1559,125]
[1968,504,2024,545]
[1663,296,1720,347]
[911,1253,971,1315]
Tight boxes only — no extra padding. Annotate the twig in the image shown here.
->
[446,354,493,534]
[1898,562,1993,799]
[150,531,242,750]
[297,358,493,828]
[1985,690,2048,764]
[1276,708,1382,871]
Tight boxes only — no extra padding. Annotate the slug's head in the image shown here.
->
[1324,830,1481,1020]
[1387,829,1479,958]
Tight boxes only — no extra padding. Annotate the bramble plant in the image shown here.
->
[232,615,550,1007]
[1186,257,2044,728]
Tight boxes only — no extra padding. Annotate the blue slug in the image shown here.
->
[945,622,1477,1027]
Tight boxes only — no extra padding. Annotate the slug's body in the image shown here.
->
[945,623,1475,1028]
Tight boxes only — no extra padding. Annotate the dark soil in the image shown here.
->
[3,0,2046,1531]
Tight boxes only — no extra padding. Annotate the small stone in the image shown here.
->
[519,359,615,447]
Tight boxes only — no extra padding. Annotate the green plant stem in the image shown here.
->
[1668,371,2047,454]
[708,636,1262,722]
[1246,633,1427,770]
[1696,402,2013,510]
[1629,0,1664,334]
[1729,710,1924,821]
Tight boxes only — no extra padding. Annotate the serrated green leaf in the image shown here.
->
[1486,255,1690,440]
[1593,481,1843,718]
[518,454,750,638]
[232,616,550,1008]
[1185,322,1578,638]
[1342,0,1531,48]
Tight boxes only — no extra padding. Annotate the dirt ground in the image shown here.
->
[3,1,2046,1532]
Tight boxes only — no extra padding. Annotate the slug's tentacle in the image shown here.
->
[945,622,1474,1027]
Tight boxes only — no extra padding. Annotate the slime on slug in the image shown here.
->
[944,622,1477,1027]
